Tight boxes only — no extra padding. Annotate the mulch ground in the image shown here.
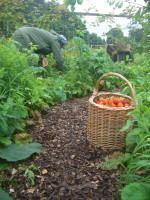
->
[11,94,120,200]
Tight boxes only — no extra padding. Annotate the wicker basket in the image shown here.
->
[87,72,136,150]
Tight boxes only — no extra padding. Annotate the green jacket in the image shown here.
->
[14,27,65,71]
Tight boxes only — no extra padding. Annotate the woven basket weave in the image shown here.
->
[87,72,136,150]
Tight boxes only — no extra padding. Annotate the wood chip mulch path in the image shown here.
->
[12,94,119,200]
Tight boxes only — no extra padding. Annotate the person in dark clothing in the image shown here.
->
[14,27,67,71]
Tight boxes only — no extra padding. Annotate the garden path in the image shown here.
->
[13,94,118,200]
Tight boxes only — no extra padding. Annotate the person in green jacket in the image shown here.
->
[14,27,67,71]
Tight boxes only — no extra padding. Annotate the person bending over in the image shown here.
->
[14,27,67,71]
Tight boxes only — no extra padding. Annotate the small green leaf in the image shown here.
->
[77,0,83,4]
[118,2,123,8]
[71,5,75,11]
[109,0,116,6]
[146,92,150,102]
[115,1,119,7]
[106,81,111,88]
[126,128,143,151]
[0,137,11,145]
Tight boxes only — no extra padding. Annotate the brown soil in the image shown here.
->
[11,94,119,200]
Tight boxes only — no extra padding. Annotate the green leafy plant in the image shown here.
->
[0,97,28,138]
[19,164,40,186]
[0,15,149,200]
[24,169,35,186]
[14,133,32,145]
[0,143,42,162]
[126,104,150,152]
[97,152,131,170]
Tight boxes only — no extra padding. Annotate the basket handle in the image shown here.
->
[93,72,135,100]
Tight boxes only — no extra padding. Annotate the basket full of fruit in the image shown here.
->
[87,72,136,150]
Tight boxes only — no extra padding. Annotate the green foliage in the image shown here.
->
[0,143,42,162]
[87,32,105,46]
[64,0,77,11]
[126,105,150,152]
[106,27,125,43]
[0,98,28,138]
[14,133,32,145]
[115,54,150,199]
[24,169,35,186]
[128,28,143,43]
[0,138,11,145]
[0,0,102,45]
[64,37,114,90]
[118,133,150,199]
[19,164,39,186]
[0,39,50,137]
[0,0,55,37]
[77,0,83,5]
[0,163,9,171]
[97,153,131,170]
[119,120,132,133]
[0,188,13,200]
[108,0,150,53]
[0,27,150,200]
[121,182,150,200]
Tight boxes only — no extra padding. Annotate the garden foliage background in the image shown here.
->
[0,0,150,199]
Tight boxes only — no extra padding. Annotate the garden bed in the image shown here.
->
[12,94,119,200]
